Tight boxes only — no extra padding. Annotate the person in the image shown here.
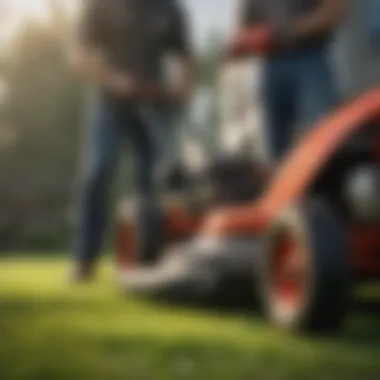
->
[233,0,345,163]
[68,0,194,282]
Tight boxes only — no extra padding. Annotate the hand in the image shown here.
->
[168,82,192,105]
[226,25,274,59]
[105,71,139,99]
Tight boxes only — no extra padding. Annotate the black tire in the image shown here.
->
[260,199,352,333]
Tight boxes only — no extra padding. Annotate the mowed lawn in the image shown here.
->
[1,257,380,380]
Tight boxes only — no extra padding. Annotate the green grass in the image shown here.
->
[1,257,380,380]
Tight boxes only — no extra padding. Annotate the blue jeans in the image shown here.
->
[74,92,173,266]
[262,47,337,161]
[370,0,380,44]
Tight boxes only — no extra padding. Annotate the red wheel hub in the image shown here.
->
[271,232,307,314]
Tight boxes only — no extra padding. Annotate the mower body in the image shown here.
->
[115,89,380,332]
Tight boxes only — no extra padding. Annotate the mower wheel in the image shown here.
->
[260,200,351,333]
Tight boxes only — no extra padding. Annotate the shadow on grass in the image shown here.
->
[135,289,380,350]
[355,298,380,315]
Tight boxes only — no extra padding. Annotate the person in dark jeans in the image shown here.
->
[69,0,194,281]
[238,0,345,163]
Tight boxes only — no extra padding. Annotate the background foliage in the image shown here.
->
[0,3,222,252]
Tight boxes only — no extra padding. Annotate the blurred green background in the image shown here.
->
[0,0,222,252]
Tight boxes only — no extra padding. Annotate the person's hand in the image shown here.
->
[226,24,274,59]
[168,82,192,104]
[105,71,140,99]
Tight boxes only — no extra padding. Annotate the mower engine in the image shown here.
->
[162,152,266,211]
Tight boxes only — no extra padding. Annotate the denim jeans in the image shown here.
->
[370,0,380,44]
[262,47,338,161]
[74,92,173,266]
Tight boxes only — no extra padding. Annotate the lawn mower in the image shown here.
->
[114,27,380,333]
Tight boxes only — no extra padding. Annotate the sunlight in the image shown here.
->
[0,0,77,44]
[0,0,50,46]
[4,0,49,20]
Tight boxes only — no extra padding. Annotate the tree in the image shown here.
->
[0,2,85,250]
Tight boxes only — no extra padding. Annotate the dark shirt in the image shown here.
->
[239,0,332,51]
[78,0,191,82]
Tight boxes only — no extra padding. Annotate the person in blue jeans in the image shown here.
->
[238,0,346,163]
[69,0,194,282]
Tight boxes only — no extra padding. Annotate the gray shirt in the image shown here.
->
[239,0,331,49]
[78,0,191,82]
